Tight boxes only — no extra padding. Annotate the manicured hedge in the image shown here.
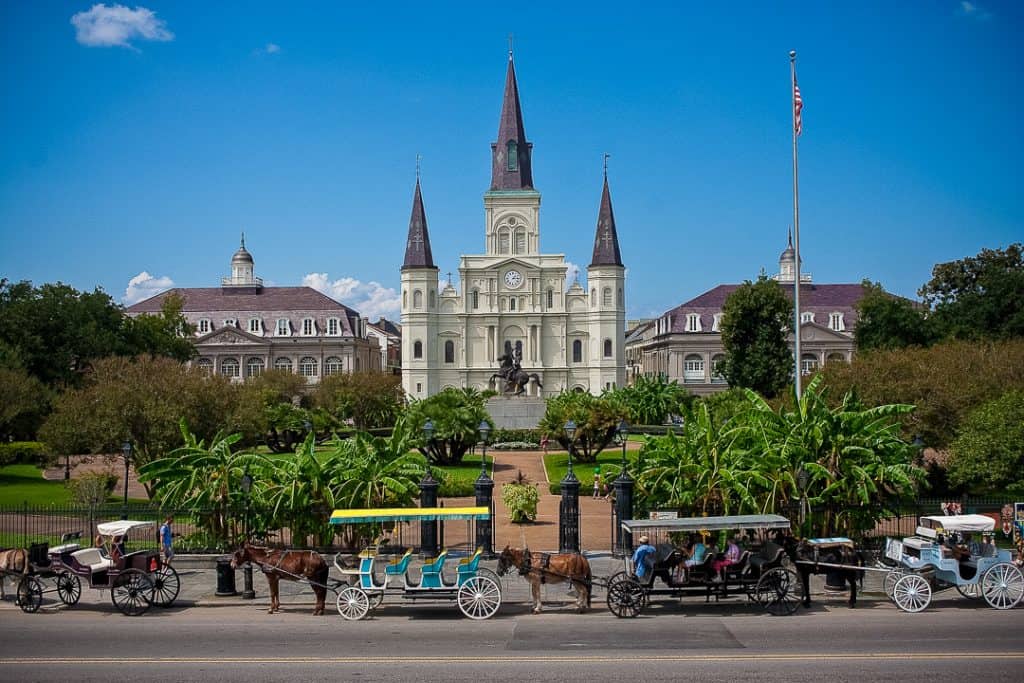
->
[0,442,53,467]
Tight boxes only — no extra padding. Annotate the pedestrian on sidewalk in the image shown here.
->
[160,515,174,566]
[592,468,602,499]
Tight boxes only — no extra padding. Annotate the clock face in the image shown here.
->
[504,270,524,289]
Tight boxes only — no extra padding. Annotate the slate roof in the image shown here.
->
[490,55,534,191]
[590,175,623,267]
[128,286,359,315]
[402,180,436,269]
[661,283,865,334]
[370,317,401,337]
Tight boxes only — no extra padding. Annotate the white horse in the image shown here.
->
[0,548,29,600]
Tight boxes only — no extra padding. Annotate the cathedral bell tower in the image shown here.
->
[400,178,439,399]
[586,169,626,390]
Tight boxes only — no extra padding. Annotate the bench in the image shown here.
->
[455,548,483,587]
[71,547,113,573]
[419,550,450,589]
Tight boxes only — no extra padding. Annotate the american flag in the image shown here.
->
[794,78,803,136]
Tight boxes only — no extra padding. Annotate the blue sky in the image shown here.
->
[0,1,1020,321]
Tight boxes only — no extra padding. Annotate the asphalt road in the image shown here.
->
[2,581,1023,682]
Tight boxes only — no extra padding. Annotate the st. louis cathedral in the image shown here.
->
[400,53,626,399]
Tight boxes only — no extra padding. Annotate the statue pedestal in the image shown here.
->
[486,396,547,430]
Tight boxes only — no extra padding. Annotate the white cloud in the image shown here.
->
[264,43,280,54]
[123,271,174,305]
[303,273,401,321]
[71,4,174,49]
[959,1,991,19]
[564,261,581,290]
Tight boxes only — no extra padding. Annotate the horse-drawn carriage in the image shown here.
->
[883,514,1023,612]
[12,520,179,616]
[606,514,801,618]
[329,507,503,621]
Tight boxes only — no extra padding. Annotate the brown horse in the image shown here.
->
[0,548,28,601]
[230,543,329,615]
[496,545,592,614]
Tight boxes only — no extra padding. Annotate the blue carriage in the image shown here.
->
[884,514,1023,612]
[329,507,502,621]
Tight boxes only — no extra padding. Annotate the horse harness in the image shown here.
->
[252,549,320,578]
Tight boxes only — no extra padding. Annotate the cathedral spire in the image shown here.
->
[402,179,435,270]
[490,52,533,191]
[590,173,623,267]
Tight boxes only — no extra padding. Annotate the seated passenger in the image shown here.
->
[712,534,742,582]
[631,535,657,579]
[683,534,706,569]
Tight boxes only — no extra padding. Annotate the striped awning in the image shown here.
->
[329,507,490,525]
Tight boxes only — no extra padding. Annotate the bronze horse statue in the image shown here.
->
[496,545,592,613]
[490,353,543,396]
[231,543,330,615]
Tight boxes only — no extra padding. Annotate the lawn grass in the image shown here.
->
[0,464,74,505]
[542,451,629,493]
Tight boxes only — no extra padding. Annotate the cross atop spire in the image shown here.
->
[402,180,436,270]
[490,51,534,191]
[416,153,422,182]
[589,173,623,267]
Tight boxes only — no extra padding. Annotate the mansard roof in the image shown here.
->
[127,286,360,318]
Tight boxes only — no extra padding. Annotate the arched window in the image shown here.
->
[801,312,815,324]
[801,353,819,375]
[444,340,454,364]
[246,357,265,378]
[509,298,516,311]
[471,289,479,309]
[826,352,846,364]
[402,290,407,308]
[220,357,240,378]
[498,230,510,254]
[507,140,518,171]
[546,288,553,309]
[299,357,318,377]
[711,354,727,384]
[683,354,704,383]
[515,230,526,254]
[590,288,596,306]
[603,339,613,358]
[429,290,436,307]
[602,287,612,306]
[274,357,293,373]
[413,289,423,308]
[413,341,423,359]
[572,339,582,363]
[325,357,343,375]
[617,288,623,306]
[196,357,213,374]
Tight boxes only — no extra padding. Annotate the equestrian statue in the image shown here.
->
[489,347,542,396]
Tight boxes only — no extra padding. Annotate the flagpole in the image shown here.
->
[790,50,802,400]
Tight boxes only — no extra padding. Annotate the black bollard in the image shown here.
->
[475,469,494,557]
[559,469,581,554]
[215,556,238,596]
[419,470,440,557]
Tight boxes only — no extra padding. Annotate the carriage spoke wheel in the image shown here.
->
[606,578,645,618]
[336,586,370,620]
[884,569,907,600]
[755,568,800,616]
[892,573,931,613]
[956,582,983,600]
[457,576,502,620]
[110,569,154,616]
[16,576,43,614]
[56,571,81,606]
[150,566,180,607]
[980,563,1024,610]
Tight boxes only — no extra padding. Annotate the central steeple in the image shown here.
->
[490,51,534,191]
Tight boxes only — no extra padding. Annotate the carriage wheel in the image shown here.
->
[457,576,502,620]
[883,569,907,600]
[16,576,43,614]
[754,567,800,616]
[336,586,370,620]
[149,566,180,607]
[56,571,81,606]
[892,573,931,613]
[110,569,154,616]
[956,583,983,600]
[980,563,1024,610]
[606,578,645,618]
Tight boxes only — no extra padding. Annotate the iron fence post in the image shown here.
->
[474,468,494,557]
[419,470,439,556]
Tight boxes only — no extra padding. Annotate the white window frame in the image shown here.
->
[302,317,315,336]
[711,313,722,332]
[196,357,213,373]
[683,355,705,383]
[273,357,293,373]
[248,318,262,335]
[275,318,290,337]
[327,317,340,336]
[223,318,237,328]
[246,357,265,378]
[801,312,815,324]
[829,312,845,332]
[686,313,702,333]
[711,354,727,384]
[801,354,819,375]
[299,356,318,378]
[325,356,343,375]
[220,357,240,378]
[197,319,211,335]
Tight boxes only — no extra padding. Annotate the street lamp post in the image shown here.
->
[796,467,810,536]
[612,419,634,557]
[121,441,132,519]
[419,420,440,556]
[240,470,255,600]
[64,452,71,481]
[559,420,581,553]
[474,421,494,556]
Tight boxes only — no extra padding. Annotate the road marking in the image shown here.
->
[2,654,1024,665]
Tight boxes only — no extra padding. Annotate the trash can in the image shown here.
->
[215,556,238,596]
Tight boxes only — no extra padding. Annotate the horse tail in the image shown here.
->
[532,374,543,389]
[584,556,592,608]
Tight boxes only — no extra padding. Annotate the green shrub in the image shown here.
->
[491,428,540,444]
[66,471,118,507]
[0,441,54,467]
[501,482,540,522]
[438,472,477,497]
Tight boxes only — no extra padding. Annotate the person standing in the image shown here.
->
[592,470,602,499]
[159,515,174,566]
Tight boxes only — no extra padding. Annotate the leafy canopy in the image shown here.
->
[719,275,793,398]
[947,390,1024,496]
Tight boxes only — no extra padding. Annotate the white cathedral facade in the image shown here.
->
[400,54,626,399]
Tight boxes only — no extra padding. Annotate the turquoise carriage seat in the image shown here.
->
[418,549,449,589]
[456,548,484,587]
[357,549,384,590]
[385,548,415,576]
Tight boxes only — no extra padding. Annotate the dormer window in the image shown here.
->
[302,318,315,336]
[711,313,722,332]
[802,312,815,324]
[507,140,518,171]
[248,318,262,335]
[197,319,211,335]
[275,318,290,336]
[829,312,845,332]
[223,318,237,328]
[686,313,702,332]
[327,317,339,336]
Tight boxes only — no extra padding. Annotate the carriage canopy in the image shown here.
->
[329,507,491,525]
[920,514,995,533]
[621,513,791,534]
[95,520,155,537]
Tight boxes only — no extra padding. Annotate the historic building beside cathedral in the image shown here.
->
[400,54,626,399]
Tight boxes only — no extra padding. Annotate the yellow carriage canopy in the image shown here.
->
[329,507,491,525]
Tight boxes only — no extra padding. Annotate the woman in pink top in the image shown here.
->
[711,535,742,581]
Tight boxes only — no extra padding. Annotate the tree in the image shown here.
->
[718,275,794,398]
[260,432,341,546]
[854,280,936,351]
[123,294,196,362]
[0,366,51,440]
[39,356,238,496]
[312,371,404,429]
[333,417,427,509]
[947,391,1024,495]
[611,374,693,426]
[405,388,493,465]
[919,243,1024,341]
[538,391,628,463]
